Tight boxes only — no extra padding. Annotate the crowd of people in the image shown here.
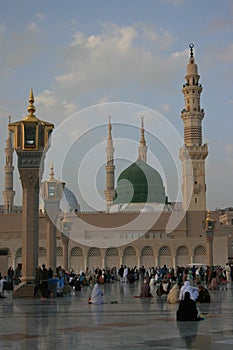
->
[0,262,232,321]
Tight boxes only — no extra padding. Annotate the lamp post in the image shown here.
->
[203,210,216,267]
[41,164,64,272]
[9,89,54,284]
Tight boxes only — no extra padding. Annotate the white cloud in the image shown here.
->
[36,89,57,108]
[98,94,116,104]
[172,49,188,58]
[71,32,85,46]
[27,21,41,34]
[139,23,177,49]
[55,23,182,98]
[36,89,77,124]
[36,12,45,20]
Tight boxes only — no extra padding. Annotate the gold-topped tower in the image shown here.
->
[9,89,54,286]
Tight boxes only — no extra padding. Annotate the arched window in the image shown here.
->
[88,247,101,257]
[56,247,63,257]
[16,248,22,258]
[177,246,189,256]
[194,246,206,256]
[106,248,118,257]
[141,246,153,256]
[159,246,171,256]
[70,247,83,257]
[124,246,136,256]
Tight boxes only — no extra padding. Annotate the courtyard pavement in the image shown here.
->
[0,280,233,349]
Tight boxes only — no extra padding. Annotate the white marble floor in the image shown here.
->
[0,281,233,349]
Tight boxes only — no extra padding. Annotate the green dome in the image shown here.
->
[114,159,166,204]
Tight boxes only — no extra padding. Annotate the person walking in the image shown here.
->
[39,264,49,299]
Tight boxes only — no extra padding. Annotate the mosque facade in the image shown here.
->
[0,46,233,276]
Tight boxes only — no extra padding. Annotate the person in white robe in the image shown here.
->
[89,282,104,305]
[179,280,199,302]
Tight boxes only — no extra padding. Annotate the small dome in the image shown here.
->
[114,159,166,205]
[64,187,80,212]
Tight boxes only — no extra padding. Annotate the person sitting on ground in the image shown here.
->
[140,279,153,297]
[176,291,203,321]
[161,275,171,295]
[156,281,166,297]
[179,280,199,302]
[196,285,210,303]
[88,282,104,304]
[167,282,181,304]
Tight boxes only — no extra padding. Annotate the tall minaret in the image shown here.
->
[104,116,115,212]
[138,116,147,162]
[179,44,208,211]
[2,116,15,213]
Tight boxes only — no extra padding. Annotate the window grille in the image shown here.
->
[141,246,153,256]
[159,246,171,256]
[70,247,83,257]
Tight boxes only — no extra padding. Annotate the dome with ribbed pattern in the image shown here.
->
[113,159,166,205]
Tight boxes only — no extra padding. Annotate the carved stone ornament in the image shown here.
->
[19,169,40,189]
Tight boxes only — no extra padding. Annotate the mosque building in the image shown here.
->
[0,45,233,276]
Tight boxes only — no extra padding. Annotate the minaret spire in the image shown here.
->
[104,116,115,212]
[138,116,147,162]
[189,43,194,58]
[2,116,15,213]
[179,44,208,211]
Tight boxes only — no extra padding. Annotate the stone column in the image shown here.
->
[46,219,57,271]
[20,170,40,282]
[62,234,69,271]
[206,232,214,267]
[172,256,176,269]
[137,254,141,269]
[101,249,106,269]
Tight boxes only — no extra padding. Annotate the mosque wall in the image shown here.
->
[0,210,230,274]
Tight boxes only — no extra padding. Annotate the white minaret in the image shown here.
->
[138,116,147,162]
[104,116,115,212]
[3,116,15,213]
[179,44,208,211]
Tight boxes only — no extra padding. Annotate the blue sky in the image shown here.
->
[0,0,232,211]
